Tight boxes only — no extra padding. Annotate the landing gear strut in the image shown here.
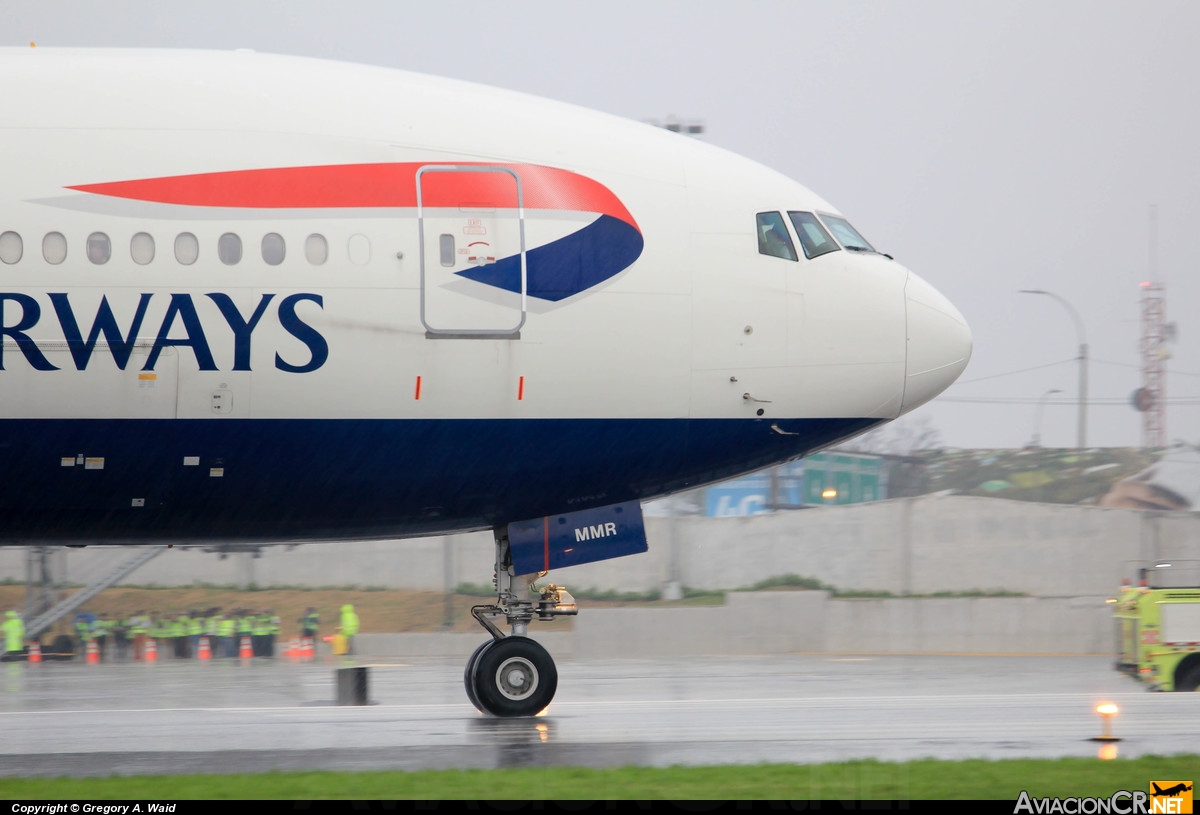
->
[464,528,577,716]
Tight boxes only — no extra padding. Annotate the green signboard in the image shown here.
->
[801,453,883,505]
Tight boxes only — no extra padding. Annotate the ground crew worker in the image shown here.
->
[205,608,220,655]
[75,615,92,654]
[130,610,148,660]
[2,611,24,661]
[251,610,268,657]
[300,607,319,641]
[172,612,188,659]
[154,613,166,658]
[159,613,171,658]
[268,610,281,658]
[93,613,110,662]
[187,610,203,658]
[114,614,131,661]
[339,604,360,656]
[149,612,166,656]
[217,611,236,658]
[237,609,255,656]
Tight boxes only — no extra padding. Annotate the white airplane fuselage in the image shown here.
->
[0,49,971,544]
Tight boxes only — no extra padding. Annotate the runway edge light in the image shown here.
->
[1091,702,1121,742]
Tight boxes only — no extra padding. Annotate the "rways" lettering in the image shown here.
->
[0,292,327,373]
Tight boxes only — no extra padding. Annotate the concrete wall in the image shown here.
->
[3,496,1198,600]
[350,591,1115,658]
[3,494,1169,657]
[659,497,1167,599]
[572,592,1114,657]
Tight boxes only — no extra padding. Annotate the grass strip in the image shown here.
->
[2,755,1197,800]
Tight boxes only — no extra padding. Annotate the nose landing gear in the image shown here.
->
[464,529,576,717]
[466,635,557,717]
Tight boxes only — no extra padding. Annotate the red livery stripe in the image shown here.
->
[68,162,640,233]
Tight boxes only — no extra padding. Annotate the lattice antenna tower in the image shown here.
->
[1140,205,1170,448]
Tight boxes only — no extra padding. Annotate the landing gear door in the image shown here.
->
[507,501,648,574]
[417,166,526,339]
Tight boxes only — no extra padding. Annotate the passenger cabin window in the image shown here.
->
[262,233,286,266]
[439,234,455,267]
[43,232,67,265]
[756,212,796,261]
[130,232,155,265]
[788,212,839,259]
[175,233,199,265]
[304,234,328,265]
[818,214,876,253]
[86,232,111,265]
[0,231,22,264]
[218,233,242,265]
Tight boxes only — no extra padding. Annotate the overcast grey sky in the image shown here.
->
[3,0,1198,450]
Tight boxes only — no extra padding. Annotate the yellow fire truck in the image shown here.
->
[1114,569,1200,691]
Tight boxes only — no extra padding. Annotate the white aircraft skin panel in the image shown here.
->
[0,284,697,421]
[0,48,973,552]
[690,362,906,423]
[689,231,790,371]
[900,271,973,415]
[682,151,837,234]
[789,255,909,369]
[1,49,693,189]
[0,199,895,424]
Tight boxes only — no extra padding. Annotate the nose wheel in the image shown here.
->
[463,639,493,713]
[464,527,575,716]
[465,636,557,717]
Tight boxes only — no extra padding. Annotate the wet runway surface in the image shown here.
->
[0,654,1195,776]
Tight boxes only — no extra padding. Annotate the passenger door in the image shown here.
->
[417,166,526,339]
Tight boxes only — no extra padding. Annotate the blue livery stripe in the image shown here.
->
[0,416,880,543]
[455,214,645,302]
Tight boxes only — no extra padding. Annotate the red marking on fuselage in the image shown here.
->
[68,162,640,233]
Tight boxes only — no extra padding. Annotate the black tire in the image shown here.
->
[473,636,557,717]
[1175,659,1200,692]
[463,639,495,713]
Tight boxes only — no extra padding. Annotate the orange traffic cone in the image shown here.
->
[303,636,314,662]
[198,636,211,661]
[85,639,99,665]
[27,641,40,663]
[287,637,299,662]
[145,638,157,663]
[239,635,253,660]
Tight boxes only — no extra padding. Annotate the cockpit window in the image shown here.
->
[818,214,875,253]
[787,211,839,259]
[756,211,797,261]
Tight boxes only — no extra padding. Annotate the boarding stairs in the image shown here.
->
[25,546,167,639]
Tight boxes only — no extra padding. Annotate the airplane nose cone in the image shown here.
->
[901,272,972,414]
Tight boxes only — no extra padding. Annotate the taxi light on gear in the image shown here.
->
[822,488,837,499]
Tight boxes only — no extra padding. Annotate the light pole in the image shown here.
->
[1020,290,1088,449]
[1029,389,1062,448]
